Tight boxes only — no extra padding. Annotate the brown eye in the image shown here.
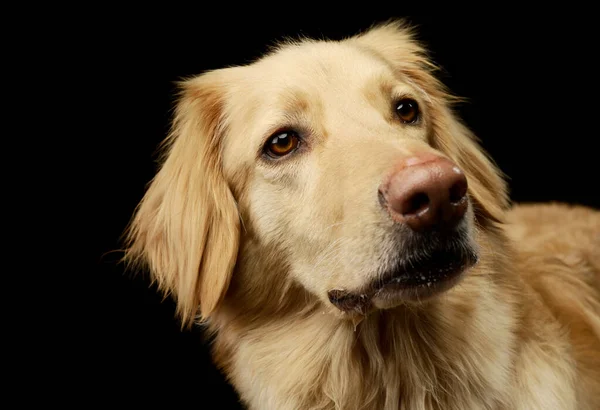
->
[395,98,419,123]
[265,131,300,158]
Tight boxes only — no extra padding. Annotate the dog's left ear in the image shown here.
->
[124,69,240,327]
[353,21,510,224]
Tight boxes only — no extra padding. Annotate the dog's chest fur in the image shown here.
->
[212,273,577,410]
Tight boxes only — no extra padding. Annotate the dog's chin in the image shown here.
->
[327,227,479,315]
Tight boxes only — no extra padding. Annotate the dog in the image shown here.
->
[124,21,600,409]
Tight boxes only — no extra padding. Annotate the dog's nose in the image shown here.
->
[379,155,468,231]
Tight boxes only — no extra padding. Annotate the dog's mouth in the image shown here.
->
[327,237,478,314]
[370,246,478,306]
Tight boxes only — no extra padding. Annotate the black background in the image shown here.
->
[86,11,598,408]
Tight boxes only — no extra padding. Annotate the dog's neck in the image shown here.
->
[209,246,521,410]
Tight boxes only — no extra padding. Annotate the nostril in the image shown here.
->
[449,179,468,204]
[403,192,430,215]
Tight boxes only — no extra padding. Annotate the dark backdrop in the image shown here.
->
[87,11,598,408]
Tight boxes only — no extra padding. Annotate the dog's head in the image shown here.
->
[125,21,509,326]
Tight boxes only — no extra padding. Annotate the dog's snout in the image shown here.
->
[379,155,468,231]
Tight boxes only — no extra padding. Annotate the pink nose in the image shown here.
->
[379,155,469,231]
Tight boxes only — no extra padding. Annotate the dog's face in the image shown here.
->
[126,22,508,325]
[222,41,481,314]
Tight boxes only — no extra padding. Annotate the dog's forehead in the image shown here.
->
[251,40,392,86]
[224,40,400,126]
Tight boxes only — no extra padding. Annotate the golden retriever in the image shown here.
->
[124,21,600,409]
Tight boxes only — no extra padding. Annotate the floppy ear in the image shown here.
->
[124,70,240,327]
[353,21,510,225]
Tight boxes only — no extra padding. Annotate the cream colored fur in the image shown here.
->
[125,21,600,409]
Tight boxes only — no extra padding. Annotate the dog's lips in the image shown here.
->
[376,252,473,291]
[328,248,478,314]
[370,256,473,307]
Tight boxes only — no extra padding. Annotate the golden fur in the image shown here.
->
[124,21,600,409]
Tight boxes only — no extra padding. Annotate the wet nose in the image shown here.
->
[379,155,468,231]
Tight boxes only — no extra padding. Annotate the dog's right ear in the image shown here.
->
[124,69,240,328]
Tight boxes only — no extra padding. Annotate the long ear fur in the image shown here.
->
[124,70,240,327]
[353,21,510,224]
